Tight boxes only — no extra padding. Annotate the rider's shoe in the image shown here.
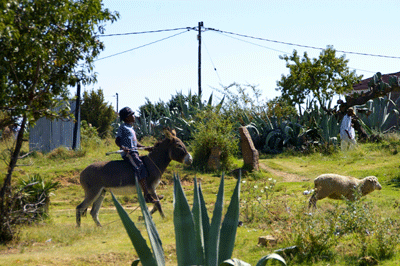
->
[144,193,159,203]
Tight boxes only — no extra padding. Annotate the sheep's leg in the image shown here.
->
[309,193,317,209]
[90,189,106,227]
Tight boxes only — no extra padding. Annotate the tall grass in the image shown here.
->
[1,133,400,265]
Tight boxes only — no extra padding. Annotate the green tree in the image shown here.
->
[81,88,117,138]
[0,0,118,243]
[276,46,362,114]
[266,96,298,119]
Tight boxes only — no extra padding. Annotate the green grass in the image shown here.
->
[1,136,400,265]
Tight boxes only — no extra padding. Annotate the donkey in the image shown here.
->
[76,129,192,227]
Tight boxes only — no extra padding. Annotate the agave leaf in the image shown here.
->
[208,93,214,106]
[255,253,287,266]
[199,182,211,263]
[192,177,206,265]
[131,259,140,266]
[220,258,251,266]
[265,130,280,147]
[218,173,241,264]
[245,123,260,136]
[216,95,225,111]
[111,192,157,266]
[264,115,274,129]
[173,174,199,266]
[207,174,225,266]
[135,177,165,266]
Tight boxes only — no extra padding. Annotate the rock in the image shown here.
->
[239,127,259,171]
[207,146,222,171]
[258,235,277,246]
[358,256,378,266]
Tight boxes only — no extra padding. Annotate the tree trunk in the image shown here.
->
[0,114,27,215]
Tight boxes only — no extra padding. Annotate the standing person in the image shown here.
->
[115,107,158,203]
[340,107,357,151]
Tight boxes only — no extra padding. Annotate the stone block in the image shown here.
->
[239,126,259,171]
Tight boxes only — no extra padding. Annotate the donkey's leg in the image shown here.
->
[90,189,106,227]
[76,188,103,227]
[150,201,165,218]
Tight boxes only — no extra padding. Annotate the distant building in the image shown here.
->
[29,101,80,153]
[351,71,400,131]
[352,71,400,99]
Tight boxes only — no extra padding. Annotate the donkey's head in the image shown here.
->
[155,129,192,165]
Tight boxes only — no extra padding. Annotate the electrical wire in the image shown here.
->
[213,31,290,54]
[94,24,398,76]
[207,28,400,60]
[97,27,196,37]
[202,39,222,84]
[95,30,190,61]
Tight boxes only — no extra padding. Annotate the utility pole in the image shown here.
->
[115,93,119,113]
[72,82,81,150]
[198,21,203,103]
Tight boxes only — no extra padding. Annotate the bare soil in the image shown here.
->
[259,162,310,182]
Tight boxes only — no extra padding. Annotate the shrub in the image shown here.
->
[17,174,60,219]
[190,108,239,172]
[80,120,102,148]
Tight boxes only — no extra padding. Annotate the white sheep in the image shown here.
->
[309,174,382,208]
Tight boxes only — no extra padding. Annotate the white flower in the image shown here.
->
[268,178,272,181]
[254,185,258,189]
[242,180,246,184]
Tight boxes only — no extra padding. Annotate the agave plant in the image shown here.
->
[112,173,286,266]
[357,94,400,133]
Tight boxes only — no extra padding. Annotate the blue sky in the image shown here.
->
[80,0,400,113]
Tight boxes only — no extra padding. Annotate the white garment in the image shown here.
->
[340,114,356,150]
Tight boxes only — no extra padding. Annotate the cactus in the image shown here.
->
[112,173,286,266]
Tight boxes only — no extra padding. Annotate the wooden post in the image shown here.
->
[198,21,203,102]
[72,82,81,150]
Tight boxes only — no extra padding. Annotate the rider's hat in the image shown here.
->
[119,107,135,121]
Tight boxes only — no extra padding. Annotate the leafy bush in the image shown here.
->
[17,174,60,219]
[80,120,102,148]
[191,108,239,172]
[0,174,59,243]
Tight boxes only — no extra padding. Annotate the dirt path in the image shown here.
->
[259,162,310,182]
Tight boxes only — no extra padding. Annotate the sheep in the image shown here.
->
[308,174,382,208]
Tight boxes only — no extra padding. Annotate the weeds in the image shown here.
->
[240,177,400,264]
[240,177,289,225]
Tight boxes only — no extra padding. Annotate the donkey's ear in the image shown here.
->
[163,128,174,140]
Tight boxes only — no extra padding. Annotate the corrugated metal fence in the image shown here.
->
[29,101,80,153]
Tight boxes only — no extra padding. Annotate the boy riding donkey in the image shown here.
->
[115,107,162,203]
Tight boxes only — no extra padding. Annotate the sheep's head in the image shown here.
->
[360,176,382,195]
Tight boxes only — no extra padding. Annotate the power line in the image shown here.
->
[97,27,196,37]
[95,30,190,61]
[212,30,289,54]
[206,27,400,60]
[202,39,222,84]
